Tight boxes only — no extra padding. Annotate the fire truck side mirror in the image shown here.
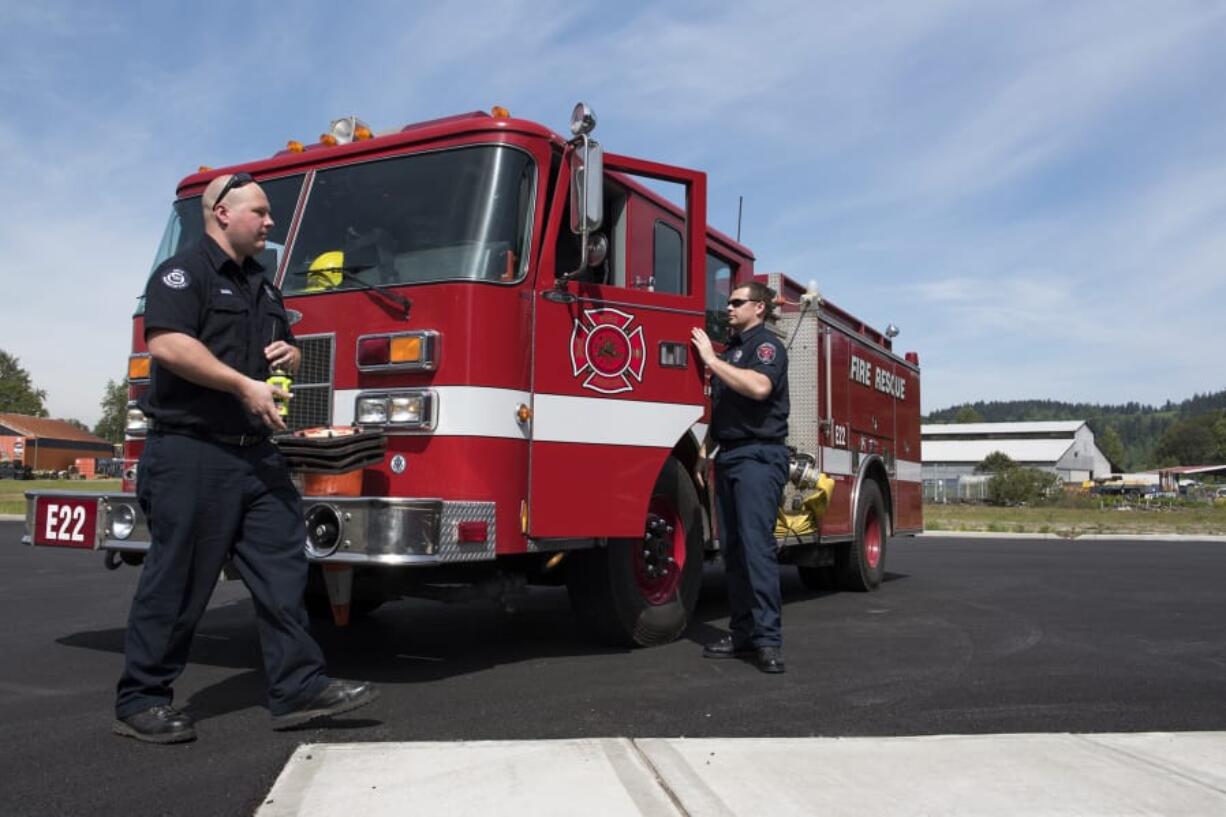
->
[586,233,608,267]
[569,138,604,235]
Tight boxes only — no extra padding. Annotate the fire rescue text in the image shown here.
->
[849,354,906,400]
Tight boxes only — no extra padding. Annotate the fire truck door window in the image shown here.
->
[652,221,684,295]
[556,180,626,286]
[705,253,733,343]
[282,146,536,294]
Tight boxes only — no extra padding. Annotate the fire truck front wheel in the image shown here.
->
[566,457,704,648]
[838,480,888,592]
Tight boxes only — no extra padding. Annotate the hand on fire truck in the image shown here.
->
[690,327,773,401]
[690,327,716,366]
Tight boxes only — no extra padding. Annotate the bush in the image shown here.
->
[987,467,1062,506]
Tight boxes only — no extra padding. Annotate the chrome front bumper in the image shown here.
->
[300,497,497,565]
[23,491,497,566]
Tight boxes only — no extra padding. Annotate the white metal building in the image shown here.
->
[922,421,1114,497]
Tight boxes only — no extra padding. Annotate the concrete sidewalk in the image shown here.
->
[256,731,1226,816]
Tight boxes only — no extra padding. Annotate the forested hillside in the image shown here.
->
[925,390,1226,470]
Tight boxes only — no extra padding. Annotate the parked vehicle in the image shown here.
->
[0,461,31,480]
[24,103,923,646]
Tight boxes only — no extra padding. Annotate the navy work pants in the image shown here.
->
[714,443,789,648]
[116,432,328,718]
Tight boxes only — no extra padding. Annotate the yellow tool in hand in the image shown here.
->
[267,369,293,418]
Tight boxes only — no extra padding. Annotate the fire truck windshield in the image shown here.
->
[282,145,535,294]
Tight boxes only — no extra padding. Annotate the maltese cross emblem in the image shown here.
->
[569,308,647,394]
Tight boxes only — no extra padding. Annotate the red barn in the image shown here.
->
[0,414,114,472]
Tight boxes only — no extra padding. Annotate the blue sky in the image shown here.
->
[3,1,1225,425]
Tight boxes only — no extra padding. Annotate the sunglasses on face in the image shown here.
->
[727,297,759,308]
[213,172,254,208]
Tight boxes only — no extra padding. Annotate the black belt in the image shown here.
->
[210,432,270,447]
[717,437,785,451]
[153,426,269,448]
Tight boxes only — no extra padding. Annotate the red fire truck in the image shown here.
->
[24,103,922,646]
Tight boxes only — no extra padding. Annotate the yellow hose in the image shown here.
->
[775,473,836,538]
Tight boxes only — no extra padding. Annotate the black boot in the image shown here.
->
[755,647,786,674]
[703,635,756,659]
[271,680,379,731]
[113,705,196,744]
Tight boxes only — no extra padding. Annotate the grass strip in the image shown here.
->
[924,502,1226,537]
[0,479,123,516]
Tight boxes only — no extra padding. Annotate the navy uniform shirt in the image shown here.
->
[139,235,295,436]
[710,322,790,443]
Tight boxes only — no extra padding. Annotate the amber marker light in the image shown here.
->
[520,500,529,534]
[491,105,510,118]
[516,403,532,424]
[197,165,212,173]
[127,355,151,381]
[389,335,423,364]
[319,133,338,146]
[286,140,305,153]
[354,125,373,140]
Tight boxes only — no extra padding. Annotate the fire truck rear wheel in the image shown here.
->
[838,480,887,592]
[566,457,704,648]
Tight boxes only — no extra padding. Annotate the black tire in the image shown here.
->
[567,457,705,647]
[837,480,887,591]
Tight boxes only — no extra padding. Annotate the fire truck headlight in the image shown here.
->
[125,403,148,435]
[356,391,436,429]
[109,503,136,540]
[356,396,390,425]
[389,395,424,424]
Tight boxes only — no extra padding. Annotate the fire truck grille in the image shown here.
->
[288,335,334,431]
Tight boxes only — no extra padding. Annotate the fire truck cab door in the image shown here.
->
[527,152,708,539]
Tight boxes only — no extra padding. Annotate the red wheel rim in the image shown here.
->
[864,507,882,569]
[633,495,686,604]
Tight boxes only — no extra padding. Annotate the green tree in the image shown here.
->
[1155,414,1223,465]
[987,467,1061,505]
[1211,413,1226,462]
[93,378,128,444]
[1097,426,1125,470]
[954,405,985,423]
[975,451,1015,474]
[0,349,48,416]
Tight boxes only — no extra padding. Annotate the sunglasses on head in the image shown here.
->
[213,172,254,208]
[727,297,759,308]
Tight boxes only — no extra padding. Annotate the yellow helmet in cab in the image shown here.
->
[305,250,344,292]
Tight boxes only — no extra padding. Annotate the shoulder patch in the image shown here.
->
[161,269,190,290]
[757,342,778,364]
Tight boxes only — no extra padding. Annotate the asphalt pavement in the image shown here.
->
[3,520,1226,815]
